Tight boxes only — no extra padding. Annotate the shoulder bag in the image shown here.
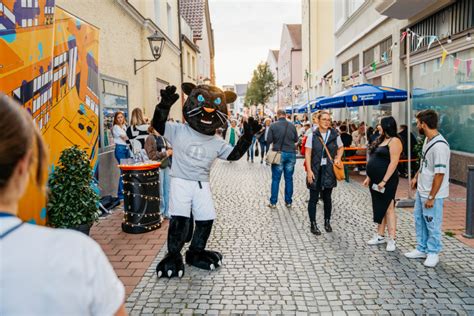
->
[266,122,290,165]
[318,136,345,181]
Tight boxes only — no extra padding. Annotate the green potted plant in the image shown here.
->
[47,145,99,235]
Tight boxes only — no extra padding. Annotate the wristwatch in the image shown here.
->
[428,195,434,200]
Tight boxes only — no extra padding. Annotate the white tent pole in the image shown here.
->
[407,28,413,199]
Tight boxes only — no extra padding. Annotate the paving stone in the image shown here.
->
[124,159,474,314]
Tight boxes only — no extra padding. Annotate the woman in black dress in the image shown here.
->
[363,116,402,252]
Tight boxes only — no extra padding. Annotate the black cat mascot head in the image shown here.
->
[182,82,237,135]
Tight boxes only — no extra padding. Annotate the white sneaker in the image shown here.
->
[404,249,427,259]
[386,238,396,252]
[424,254,439,267]
[367,234,386,245]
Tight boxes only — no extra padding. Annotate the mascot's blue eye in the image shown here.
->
[197,94,205,102]
[214,98,221,105]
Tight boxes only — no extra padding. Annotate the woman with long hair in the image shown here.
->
[126,107,150,160]
[305,111,344,235]
[112,111,130,200]
[0,95,126,315]
[364,116,403,251]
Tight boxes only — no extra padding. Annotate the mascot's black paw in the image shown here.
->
[185,249,223,271]
[156,252,185,278]
[158,85,180,110]
[243,117,262,137]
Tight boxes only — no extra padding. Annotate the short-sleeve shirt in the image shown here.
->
[1,217,125,316]
[305,130,343,149]
[112,124,127,145]
[417,134,450,199]
[164,122,234,182]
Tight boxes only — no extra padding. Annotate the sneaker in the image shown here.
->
[267,203,276,209]
[285,203,292,208]
[404,249,427,259]
[367,234,386,245]
[386,238,396,252]
[424,254,439,267]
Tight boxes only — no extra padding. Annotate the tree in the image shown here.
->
[244,62,277,108]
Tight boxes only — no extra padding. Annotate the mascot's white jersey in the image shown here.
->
[164,122,234,182]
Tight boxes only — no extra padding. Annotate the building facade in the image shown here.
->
[266,49,279,112]
[277,24,302,110]
[301,0,335,101]
[181,17,199,87]
[331,0,474,183]
[179,0,216,85]
[54,0,183,195]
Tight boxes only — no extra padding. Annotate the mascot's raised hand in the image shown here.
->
[153,83,261,279]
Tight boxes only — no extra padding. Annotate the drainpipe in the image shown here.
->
[177,1,184,121]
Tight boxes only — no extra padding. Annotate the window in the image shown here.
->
[100,77,129,148]
[154,0,160,26]
[379,37,392,64]
[363,47,375,68]
[341,61,349,79]
[351,55,359,75]
[187,51,191,76]
[192,56,196,79]
[167,3,173,39]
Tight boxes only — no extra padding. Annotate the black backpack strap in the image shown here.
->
[422,139,449,161]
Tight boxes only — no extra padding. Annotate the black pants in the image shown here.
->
[308,186,333,222]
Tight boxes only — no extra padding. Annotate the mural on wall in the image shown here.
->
[0,0,100,225]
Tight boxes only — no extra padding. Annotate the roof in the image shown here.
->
[234,84,248,96]
[271,50,279,61]
[286,24,301,50]
[180,0,205,40]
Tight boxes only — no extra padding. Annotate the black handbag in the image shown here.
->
[154,136,171,169]
[255,144,259,157]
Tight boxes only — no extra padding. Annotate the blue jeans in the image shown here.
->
[270,152,296,205]
[259,140,269,159]
[414,192,444,254]
[114,144,131,199]
[159,167,171,217]
[247,136,257,161]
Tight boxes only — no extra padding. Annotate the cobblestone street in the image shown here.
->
[126,159,474,315]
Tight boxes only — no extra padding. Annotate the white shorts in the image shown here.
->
[169,177,216,220]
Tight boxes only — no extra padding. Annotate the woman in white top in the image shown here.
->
[0,94,126,316]
[112,111,130,200]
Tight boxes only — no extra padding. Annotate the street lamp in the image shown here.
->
[134,31,166,75]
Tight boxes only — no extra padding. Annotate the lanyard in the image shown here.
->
[321,130,330,158]
[0,212,24,239]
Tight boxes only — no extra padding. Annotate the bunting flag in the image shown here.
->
[467,60,472,78]
[371,61,377,73]
[415,36,424,52]
[427,36,437,51]
[440,50,448,67]
[453,58,461,74]
[400,31,407,43]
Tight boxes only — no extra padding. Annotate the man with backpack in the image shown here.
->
[405,110,450,268]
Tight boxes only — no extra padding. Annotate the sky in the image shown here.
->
[209,0,301,87]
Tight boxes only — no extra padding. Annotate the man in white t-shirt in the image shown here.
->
[405,109,450,268]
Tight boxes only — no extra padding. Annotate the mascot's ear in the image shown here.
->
[182,82,196,96]
[224,91,237,104]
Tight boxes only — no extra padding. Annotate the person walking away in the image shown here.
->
[305,111,344,234]
[0,95,126,316]
[126,108,150,161]
[405,110,450,268]
[267,110,298,208]
[257,118,271,164]
[246,117,257,162]
[363,116,402,251]
[145,124,173,219]
[112,111,130,200]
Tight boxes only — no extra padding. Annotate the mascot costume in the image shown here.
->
[152,83,260,278]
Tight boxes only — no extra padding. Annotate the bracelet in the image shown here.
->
[381,180,387,183]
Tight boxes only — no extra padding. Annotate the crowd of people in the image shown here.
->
[111,106,449,270]
[1,89,451,314]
